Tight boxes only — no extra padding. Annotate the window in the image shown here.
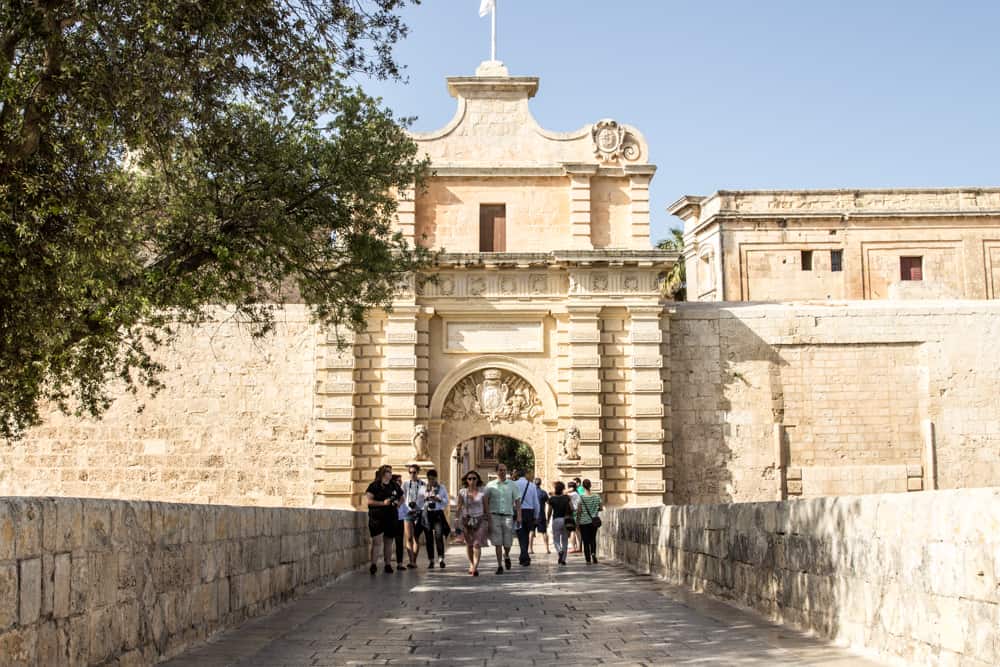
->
[479,204,506,252]
[900,256,923,281]
[830,249,843,272]
[801,250,813,271]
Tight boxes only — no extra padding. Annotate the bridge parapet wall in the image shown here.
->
[601,488,999,667]
[0,497,366,665]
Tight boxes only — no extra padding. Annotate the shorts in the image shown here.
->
[534,518,548,533]
[368,511,400,538]
[489,514,514,548]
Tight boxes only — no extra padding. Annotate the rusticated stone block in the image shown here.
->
[52,553,71,619]
[0,501,14,561]
[56,498,84,552]
[35,620,64,666]
[83,501,112,551]
[0,626,37,665]
[13,500,41,559]
[0,564,17,630]
[17,557,42,628]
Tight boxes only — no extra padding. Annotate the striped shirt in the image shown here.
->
[577,492,602,525]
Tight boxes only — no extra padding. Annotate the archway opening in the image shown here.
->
[448,434,536,501]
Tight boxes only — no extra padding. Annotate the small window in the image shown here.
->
[830,249,843,272]
[801,250,813,271]
[479,204,506,252]
[900,256,923,281]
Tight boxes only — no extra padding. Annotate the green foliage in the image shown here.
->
[497,436,535,477]
[0,0,427,438]
[656,226,686,300]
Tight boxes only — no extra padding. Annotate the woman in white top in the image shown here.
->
[456,470,490,576]
[567,480,583,553]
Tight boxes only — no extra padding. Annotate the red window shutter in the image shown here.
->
[479,207,495,252]
[479,204,505,252]
[493,209,506,252]
[900,256,923,281]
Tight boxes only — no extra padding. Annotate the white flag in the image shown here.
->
[479,0,495,18]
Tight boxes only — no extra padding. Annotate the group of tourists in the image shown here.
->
[365,463,603,576]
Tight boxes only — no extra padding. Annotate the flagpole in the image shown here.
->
[491,2,497,61]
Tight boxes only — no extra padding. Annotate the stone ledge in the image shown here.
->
[0,497,367,667]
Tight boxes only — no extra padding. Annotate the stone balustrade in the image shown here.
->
[0,497,367,665]
[599,488,999,667]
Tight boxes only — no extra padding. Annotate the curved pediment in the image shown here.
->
[410,61,650,169]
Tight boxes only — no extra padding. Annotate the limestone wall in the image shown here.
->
[0,497,366,666]
[0,307,318,507]
[669,301,1000,504]
[599,489,1000,666]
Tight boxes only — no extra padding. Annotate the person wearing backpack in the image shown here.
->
[576,478,603,564]
[546,481,574,565]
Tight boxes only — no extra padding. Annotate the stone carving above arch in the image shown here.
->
[429,356,559,424]
[442,368,543,424]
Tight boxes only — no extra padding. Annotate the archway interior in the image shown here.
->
[448,435,535,505]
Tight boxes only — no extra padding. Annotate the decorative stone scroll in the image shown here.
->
[591,119,641,163]
[442,369,543,424]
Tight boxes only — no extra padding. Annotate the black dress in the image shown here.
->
[366,480,402,537]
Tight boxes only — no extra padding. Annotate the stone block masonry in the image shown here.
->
[0,497,367,666]
[670,301,1000,504]
[600,488,1000,667]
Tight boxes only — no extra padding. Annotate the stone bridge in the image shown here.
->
[2,490,995,666]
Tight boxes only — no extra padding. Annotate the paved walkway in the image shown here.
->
[166,546,883,666]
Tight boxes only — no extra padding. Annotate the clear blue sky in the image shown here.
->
[363,1,1000,242]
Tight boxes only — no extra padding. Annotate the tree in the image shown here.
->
[0,1,427,439]
[656,226,686,301]
[497,437,535,477]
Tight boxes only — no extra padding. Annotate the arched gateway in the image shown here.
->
[429,359,557,489]
[309,61,676,510]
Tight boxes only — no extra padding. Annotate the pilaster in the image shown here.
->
[566,165,597,250]
[382,305,423,467]
[557,305,604,491]
[627,306,670,505]
[626,166,655,249]
[395,184,416,245]
[312,327,358,508]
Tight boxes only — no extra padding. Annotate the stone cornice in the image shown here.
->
[432,250,678,269]
[427,164,656,178]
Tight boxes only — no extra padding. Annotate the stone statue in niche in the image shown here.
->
[562,424,581,460]
[412,424,430,461]
[442,369,543,424]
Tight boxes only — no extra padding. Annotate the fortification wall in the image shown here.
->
[0,497,366,665]
[2,301,999,508]
[669,301,1000,504]
[0,306,319,507]
[599,489,1000,667]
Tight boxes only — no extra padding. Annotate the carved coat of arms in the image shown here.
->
[592,119,640,163]
[477,369,508,422]
[443,369,543,424]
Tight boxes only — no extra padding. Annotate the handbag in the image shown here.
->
[560,497,576,532]
[583,496,602,528]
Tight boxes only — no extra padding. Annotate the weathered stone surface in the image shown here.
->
[602,488,1000,667]
[0,497,366,666]
[18,557,42,626]
[0,563,17,630]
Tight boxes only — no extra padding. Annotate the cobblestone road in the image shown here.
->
[165,546,882,666]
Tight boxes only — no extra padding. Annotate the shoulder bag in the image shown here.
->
[583,496,602,528]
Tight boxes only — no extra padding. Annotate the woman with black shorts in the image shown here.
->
[365,465,402,574]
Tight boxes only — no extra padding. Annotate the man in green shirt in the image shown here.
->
[485,464,521,574]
